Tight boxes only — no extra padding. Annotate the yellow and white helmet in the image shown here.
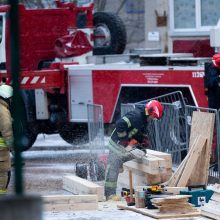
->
[0,84,13,99]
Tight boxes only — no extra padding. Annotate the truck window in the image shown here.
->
[0,16,2,43]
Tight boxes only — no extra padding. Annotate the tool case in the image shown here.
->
[180,185,213,207]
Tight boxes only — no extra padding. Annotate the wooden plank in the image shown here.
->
[160,168,172,183]
[165,143,192,186]
[43,195,98,211]
[146,150,172,168]
[165,135,205,187]
[123,159,160,175]
[117,204,200,219]
[142,155,166,169]
[151,195,191,205]
[188,111,215,185]
[62,175,105,202]
[177,136,207,186]
[159,204,197,214]
[201,210,220,220]
[201,203,220,219]
[146,149,172,160]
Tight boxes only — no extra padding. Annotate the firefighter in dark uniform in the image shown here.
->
[204,54,220,109]
[204,53,220,170]
[104,100,164,198]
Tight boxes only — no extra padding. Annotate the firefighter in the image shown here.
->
[0,84,13,193]
[204,53,220,109]
[104,100,164,199]
[204,53,220,171]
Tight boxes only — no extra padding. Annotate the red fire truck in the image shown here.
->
[0,0,212,150]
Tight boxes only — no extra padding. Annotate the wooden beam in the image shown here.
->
[43,195,98,211]
[63,175,105,202]
[177,136,207,186]
[123,156,163,175]
[188,111,215,185]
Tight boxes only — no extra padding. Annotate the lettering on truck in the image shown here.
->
[192,71,205,78]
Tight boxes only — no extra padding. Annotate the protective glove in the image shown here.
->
[125,145,146,159]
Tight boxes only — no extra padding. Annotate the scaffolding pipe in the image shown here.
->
[8,0,24,195]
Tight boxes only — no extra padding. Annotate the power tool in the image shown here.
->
[121,188,135,206]
[146,185,165,194]
[121,188,135,197]
[180,185,213,207]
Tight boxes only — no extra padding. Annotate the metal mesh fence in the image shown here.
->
[87,104,105,154]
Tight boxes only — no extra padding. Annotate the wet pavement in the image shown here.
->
[7,134,209,220]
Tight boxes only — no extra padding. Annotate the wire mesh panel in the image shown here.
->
[136,91,187,108]
[87,104,105,153]
[121,103,135,117]
[136,91,187,165]
[142,102,187,165]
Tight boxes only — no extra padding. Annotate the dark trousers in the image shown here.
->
[104,144,133,197]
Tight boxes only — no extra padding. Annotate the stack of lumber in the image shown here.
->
[151,195,197,214]
[62,175,105,201]
[117,150,172,189]
[117,195,200,219]
[201,184,220,219]
[166,111,215,187]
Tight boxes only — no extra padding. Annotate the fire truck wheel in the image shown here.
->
[93,12,127,55]
[19,122,38,151]
[59,122,89,145]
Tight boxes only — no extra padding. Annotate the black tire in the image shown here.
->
[59,122,89,145]
[93,12,127,55]
[76,163,88,179]
[17,121,38,151]
[14,90,38,152]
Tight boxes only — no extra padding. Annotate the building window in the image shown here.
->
[201,0,220,26]
[170,0,220,33]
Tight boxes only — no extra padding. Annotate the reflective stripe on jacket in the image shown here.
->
[110,105,148,146]
[0,137,7,149]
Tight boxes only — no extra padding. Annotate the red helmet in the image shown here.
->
[145,100,163,119]
[212,54,220,68]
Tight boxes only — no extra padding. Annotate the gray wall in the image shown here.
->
[144,0,169,52]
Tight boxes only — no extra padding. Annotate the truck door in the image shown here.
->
[0,13,6,70]
[68,69,93,122]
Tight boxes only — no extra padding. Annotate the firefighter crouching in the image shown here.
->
[0,85,13,193]
[104,100,164,199]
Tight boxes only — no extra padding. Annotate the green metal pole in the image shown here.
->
[8,0,24,195]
